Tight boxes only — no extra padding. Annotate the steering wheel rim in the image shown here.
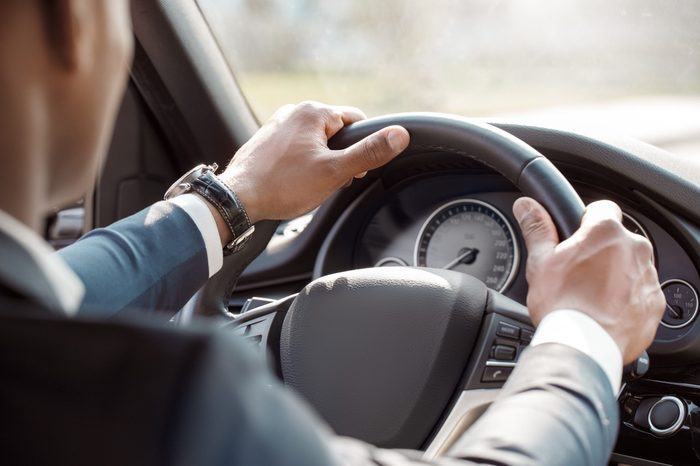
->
[330,112,585,239]
[216,113,586,450]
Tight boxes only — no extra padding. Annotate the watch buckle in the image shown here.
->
[225,225,256,254]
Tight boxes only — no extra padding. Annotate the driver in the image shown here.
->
[0,1,664,465]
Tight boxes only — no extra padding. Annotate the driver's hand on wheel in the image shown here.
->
[513,197,665,364]
[219,101,410,224]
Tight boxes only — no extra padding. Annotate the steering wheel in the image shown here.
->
[195,113,585,456]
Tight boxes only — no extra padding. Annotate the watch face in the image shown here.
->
[164,164,210,200]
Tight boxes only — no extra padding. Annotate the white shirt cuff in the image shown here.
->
[531,309,623,395]
[168,194,224,278]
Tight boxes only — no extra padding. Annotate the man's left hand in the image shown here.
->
[219,101,410,224]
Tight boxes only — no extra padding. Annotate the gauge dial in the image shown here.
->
[622,212,650,241]
[622,212,655,265]
[660,279,699,329]
[414,199,519,292]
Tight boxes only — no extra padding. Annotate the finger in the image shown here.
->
[354,171,368,179]
[325,106,368,138]
[632,235,654,266]
[513,197,559,259]
[335,125,410,176]
[334,105,367,125]
[580,200,623,229]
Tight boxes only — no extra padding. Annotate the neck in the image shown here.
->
[0,87,48,233]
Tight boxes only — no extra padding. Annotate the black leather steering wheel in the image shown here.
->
[331,113,584,238]
[199,113,586,454]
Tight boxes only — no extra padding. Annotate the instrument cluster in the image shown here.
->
[354,175,700,333]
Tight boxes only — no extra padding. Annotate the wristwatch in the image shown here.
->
[164,163,255,254]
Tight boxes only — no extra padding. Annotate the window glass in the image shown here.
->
[197,0,700,156]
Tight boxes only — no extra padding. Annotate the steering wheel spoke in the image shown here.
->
[462,291,534,390]
[225,294,296,377]
[422,291,534,457]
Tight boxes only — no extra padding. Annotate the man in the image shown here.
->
[0,1,664,465]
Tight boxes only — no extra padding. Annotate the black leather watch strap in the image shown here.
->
[189,171,254,254]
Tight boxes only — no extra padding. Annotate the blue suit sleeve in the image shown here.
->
[57,201,209,316]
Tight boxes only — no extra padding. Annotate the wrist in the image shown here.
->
[165,164,256,253]
[219,174,261,225]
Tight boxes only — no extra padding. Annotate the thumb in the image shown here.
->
[337,126,409,176]
[513,197,559,258]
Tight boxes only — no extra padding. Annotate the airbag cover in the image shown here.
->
[280,267,486,448]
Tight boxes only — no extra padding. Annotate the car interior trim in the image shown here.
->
[422,389,500,460]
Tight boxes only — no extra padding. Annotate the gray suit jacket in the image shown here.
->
[0,201,618,465]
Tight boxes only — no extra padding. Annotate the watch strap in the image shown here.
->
[189,170,254,254]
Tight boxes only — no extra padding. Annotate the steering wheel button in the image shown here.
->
[520,329,534,343]
[481,366,513,383]
[492,345,516,361]
[496,322,520,339]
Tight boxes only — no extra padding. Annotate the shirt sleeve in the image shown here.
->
[168,194,224,278]
[530,309,623,394]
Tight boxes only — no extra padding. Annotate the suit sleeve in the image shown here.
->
[56,200,210,316]
[169,330,618,466]
[443,343,619,465]
[326,343,619,466]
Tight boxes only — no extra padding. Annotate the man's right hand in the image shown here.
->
[513,197,665,364]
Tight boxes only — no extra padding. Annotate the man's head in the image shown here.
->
[0,0,132,229]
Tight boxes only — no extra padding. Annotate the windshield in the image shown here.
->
[196,0,700,156]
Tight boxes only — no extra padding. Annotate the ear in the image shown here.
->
[40,0,92,71]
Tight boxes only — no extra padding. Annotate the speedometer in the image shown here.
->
[414,199,520,292]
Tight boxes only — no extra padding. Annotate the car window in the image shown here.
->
[196,0,700,156]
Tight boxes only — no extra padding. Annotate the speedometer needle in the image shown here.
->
[666,303,683,319]
[443,248,478,270]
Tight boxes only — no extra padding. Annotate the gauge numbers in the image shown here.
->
[414,199,519,292]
